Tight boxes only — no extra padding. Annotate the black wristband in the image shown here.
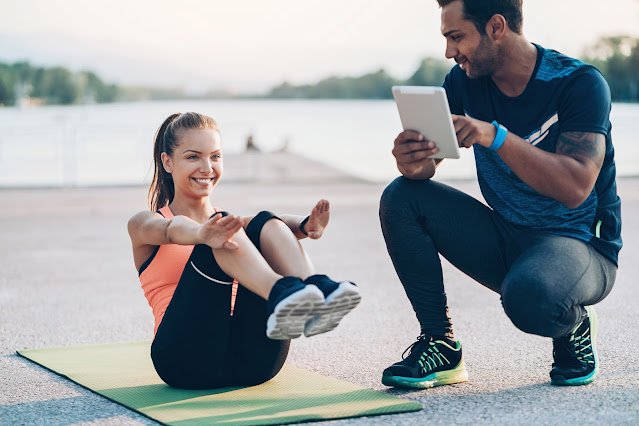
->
[299,215,310,236]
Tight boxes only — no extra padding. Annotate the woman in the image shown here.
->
[128,112,360,389]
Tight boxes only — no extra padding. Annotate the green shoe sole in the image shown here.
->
[381,360,469,389]
[550,367,599,386]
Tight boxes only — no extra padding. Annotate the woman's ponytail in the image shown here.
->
[148,113,180,211]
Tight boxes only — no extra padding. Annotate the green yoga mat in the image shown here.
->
[17,341,421,425]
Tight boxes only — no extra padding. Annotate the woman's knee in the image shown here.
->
[245,211,284,251]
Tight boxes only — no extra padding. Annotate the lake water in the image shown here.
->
[1,99,638,187]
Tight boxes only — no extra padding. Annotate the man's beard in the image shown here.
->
[463,35,500,79]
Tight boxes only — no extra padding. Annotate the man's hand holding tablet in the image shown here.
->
[392,86,461,179]
[391,130,441,180]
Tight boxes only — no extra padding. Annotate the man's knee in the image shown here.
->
[380,177,433,221]
[501,276,567,337]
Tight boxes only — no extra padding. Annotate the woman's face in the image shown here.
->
[161,128,223,199]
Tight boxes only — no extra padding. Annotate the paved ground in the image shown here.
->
[1,153,638,425]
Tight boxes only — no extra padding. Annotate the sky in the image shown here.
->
[2,0,639,93]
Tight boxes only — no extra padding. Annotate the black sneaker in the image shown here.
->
[302,275,361,337]
[266,277,325,340]
[382,334,468,389]
[550,305,599,386]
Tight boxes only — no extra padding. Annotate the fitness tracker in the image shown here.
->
[490,121,508,151]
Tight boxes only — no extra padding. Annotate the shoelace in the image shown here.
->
[418,343,451,373]
[401,334,430,360]
[569,327,594,364]
[402,334,451,373]
[555,324,594,365]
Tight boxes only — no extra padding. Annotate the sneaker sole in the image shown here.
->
[266,284,325,340]
[551,305,599,386]
[381,360,469,389]
[304,282,361,337]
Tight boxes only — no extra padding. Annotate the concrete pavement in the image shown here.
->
[1,153,638,425]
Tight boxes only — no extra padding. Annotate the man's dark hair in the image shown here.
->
[437,0,523,35]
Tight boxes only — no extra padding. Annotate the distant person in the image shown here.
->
[279,137,291,153]
[245,134,261,152]
[379,0,621,389]
[128,112,360,389]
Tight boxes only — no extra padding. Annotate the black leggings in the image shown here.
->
[151,211,290,389]
[379,178,617,340]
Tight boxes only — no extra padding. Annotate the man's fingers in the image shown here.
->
[394,140,436,154]
[453,117,468,133]
[456,125,475,148]
[402,150,432,162]
[394,144,439,162]
[394,130,424,146]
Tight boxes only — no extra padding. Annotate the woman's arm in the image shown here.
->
[128,211,200,248]
[128,211,243,249]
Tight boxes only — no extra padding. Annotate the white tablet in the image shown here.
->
[392,86,460,159]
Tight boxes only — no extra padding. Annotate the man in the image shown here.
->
[379,0,621,389]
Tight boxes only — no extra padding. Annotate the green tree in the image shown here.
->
[0,63,16,105]
[47,67,78,104]
[79,71,118,103]
[352,69,396,99]
[268,69,397,99]
[12,61,34,86]
[406,57,452,87]
[584,36,639,101]
[269,81,308,98]
[30,66,78,104]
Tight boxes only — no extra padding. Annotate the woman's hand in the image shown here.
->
[198,213,243,250]
[304,199,330,239]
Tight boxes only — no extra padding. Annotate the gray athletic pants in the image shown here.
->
[379,177,617,340]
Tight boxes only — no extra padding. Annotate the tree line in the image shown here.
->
[0,62,118,106]
[268,36,639,101]
[0,62,191,106]
[1,35,638,106]
[267,57,451,99]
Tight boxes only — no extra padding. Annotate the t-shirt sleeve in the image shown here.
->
[442,65,465,115]
[558,67,611,135]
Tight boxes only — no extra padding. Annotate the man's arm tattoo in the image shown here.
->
[556,131,605,167]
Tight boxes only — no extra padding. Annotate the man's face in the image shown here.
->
[441,0,500,79]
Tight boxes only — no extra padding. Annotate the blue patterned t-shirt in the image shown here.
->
[443,44,622,264]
